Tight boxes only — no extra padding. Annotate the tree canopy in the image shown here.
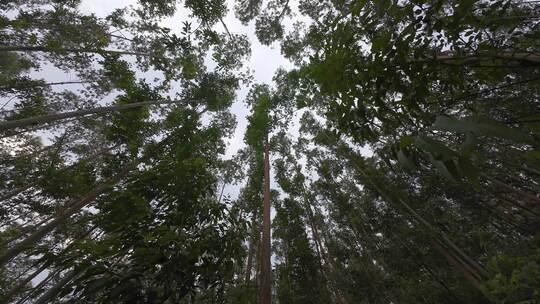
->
[1,0,539,303]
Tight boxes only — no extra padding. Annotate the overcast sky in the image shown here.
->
[79,0,295,159]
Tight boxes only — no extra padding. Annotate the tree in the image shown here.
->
[2,0,540,303]
[244,84,273,304]
[233,0,540,302]
[1,0,249,302]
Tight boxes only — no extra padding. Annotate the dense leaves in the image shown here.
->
[1,0,539,303]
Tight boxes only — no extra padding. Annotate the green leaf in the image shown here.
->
[397,149,417,170]
[524,151,540,171]
[399,135,414,148]
[457,156,480,188]
[414,135,456,161]
[428,154,459,182]
[433,116,533,143]
[372,33,390,53]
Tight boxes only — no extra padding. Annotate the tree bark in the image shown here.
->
[482,173,540,205]
[15,268,62,304]
[339,144,494,298]
[431,240,496,302]
[0,144,119,203]
[3,225,97,303]
[260,140,272,304]
[0,80,92,90]
[419,52,540,65]
[0,45,149,57]
[245,209,259,283]
[0,166,131,266]
[0,100,185,131]
[522,165,540,176]
[2,262,50,303]
[34,269,79,304]
[303,197,348,304]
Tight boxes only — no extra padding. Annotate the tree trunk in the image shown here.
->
[431,240,496,302]
[2,262,49,303]
[522,165,540,176]
[482,173,540,205]
[14,268,61,304]
[427,52,540,65]
[34,269,79,304]
[0,80,92,91]
[391,231,462,303]
[0,166,131,266]
[0,144,119,203]
[260,140,272,304]
[3,225,97,303]
[0,45,149,57]
[304,197,348,304]
[396,196,490,279]
[245,209,259,283]
[339,144,494,298]
[0,100,185,131]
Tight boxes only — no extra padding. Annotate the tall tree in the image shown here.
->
[244,84,273,304]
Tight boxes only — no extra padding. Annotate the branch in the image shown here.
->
[0,45,149,57]
[427,52,540,65]
[0,100,187,131]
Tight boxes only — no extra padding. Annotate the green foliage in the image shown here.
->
[235,0,263,24]
[187,72,239,112]
[484,237,540,303]
[244,85,272,149]
[433,116,534,144]
[2,0,540,303]
[184,0,227,24]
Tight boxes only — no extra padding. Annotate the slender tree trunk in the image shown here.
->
[304,199,347,304]
[500,196,540,218]
[0,100,185,131]
[418,52,540,65]
[482,173,540,205]
[0,80,92,90]
[0,45,149,57]
[522,165,540,176]
[0,116,79,139]
[256,236,262,289]
[340,145,494,298]
[0,144,119,203]
[0,166,132,266]
[390,231,463,302]
[34,269,79,304]
[15,268,62,304]
[3,261,51,303]
[35,80,91,87]
[1,216,51,246]
[396,196,490,279]
[260,139,272,304]
[3,225,97,303]
[218,181,226,204]
[245,209,259,283]
[431,240,497,302]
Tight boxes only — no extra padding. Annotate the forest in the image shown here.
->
[0,0,539,303]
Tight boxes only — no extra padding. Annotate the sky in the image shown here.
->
[80,0,295,159]
[2,0,372,190]
[3,0,374,287]
[2,0,373,197]
[76,0,301,200]
[13,1,294,285]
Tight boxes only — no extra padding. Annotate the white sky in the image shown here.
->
[77,0,300,201]
[5,0,374,287]
[18,0,292,286]
[80,0,295,158]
